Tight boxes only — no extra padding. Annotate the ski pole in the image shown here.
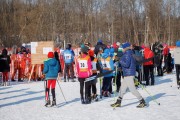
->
[44,80,47,103]
[113,66,118,102]
[56,80,68,103]
[138,82,160,105]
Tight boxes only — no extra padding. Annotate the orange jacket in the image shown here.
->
[143,47,154,66]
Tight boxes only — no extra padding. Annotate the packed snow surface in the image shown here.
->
[0,73,180,120]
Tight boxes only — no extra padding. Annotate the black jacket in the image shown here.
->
[0,55,11,72]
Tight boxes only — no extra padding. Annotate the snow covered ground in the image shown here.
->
[0,72,180,120]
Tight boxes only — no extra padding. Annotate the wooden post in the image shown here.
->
[28,65,35,83]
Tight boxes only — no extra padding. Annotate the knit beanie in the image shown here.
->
[122,42,131,49]
[88,50,94,57]
[81,45,89,53]
[48,52,54,58]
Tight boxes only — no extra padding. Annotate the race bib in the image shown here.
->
[64,54,71,60]
[79,60,88,69]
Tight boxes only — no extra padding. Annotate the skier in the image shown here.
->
[63,44,75,82]
[88,50,101,101]
[101,48,114,97]
[43,52,59,107]
[94,39,107,56]
[174,40,180,88]
[76,45,92,104]
[111,42,147,108]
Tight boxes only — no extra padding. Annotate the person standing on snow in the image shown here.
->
[143,45,154,86]
[76,45,92,104]
[174,40,180,87]
[101,48,114,97]
[43,52,59,107]
[0,49,11,86]
[111,42,147,108]
[63,44,75,82]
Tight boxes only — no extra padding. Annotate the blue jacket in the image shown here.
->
[120,49,136,76]
[43,58,59,80]
[101,49,114,77]
[63,49,74,64]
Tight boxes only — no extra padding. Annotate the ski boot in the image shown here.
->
[111,97,122,107]
[91,94,98,102]
[71,79,76,82]
[18,79,23,82]
[11,79,16,82]
[85,97,91,104]
[136,99,147,108]
[45,100,51,107]
[51,100,56,107]
[81,98,85,104]
[103,91,111,97]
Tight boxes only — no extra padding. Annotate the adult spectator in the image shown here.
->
[0,49,11,86]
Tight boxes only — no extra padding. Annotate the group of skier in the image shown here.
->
[42,39,179,108]
[1,39,179,108]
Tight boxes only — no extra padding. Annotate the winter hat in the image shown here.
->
[81,45,89,53]
[98,39,102,43]
[66,44,70,49]
[122,42,131,49]
[102,48,110,58]
[88,50,94,57]
[48,52,54,58]
[176,40,180,47]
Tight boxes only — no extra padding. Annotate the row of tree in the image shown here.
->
[0,0,180,47]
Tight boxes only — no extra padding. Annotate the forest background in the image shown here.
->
[0,0,180,47]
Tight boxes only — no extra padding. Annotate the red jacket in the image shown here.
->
[163,46,169,56]
[143,47,154,66]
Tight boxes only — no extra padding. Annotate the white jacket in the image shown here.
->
[174,47,180,64]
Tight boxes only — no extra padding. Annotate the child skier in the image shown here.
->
[76,45,92,104]
[43,52,59,107]
[101,48,114,97]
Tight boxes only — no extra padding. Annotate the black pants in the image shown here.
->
[143,65,154,85]
[110,72,121,92]
[64,63,74,80]
[157,59,163,76]
[90,79,97,95]
[78,78,90,99]
[175,64,180,85]
[102,76,112,92]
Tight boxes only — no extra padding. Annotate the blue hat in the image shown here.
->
[102,48,109,59]
[98,39,102,43]
[122,42,131,49]
[176,41,180,47]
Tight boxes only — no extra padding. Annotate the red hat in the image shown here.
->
[48,52,54,58]
[88,50,94,57]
